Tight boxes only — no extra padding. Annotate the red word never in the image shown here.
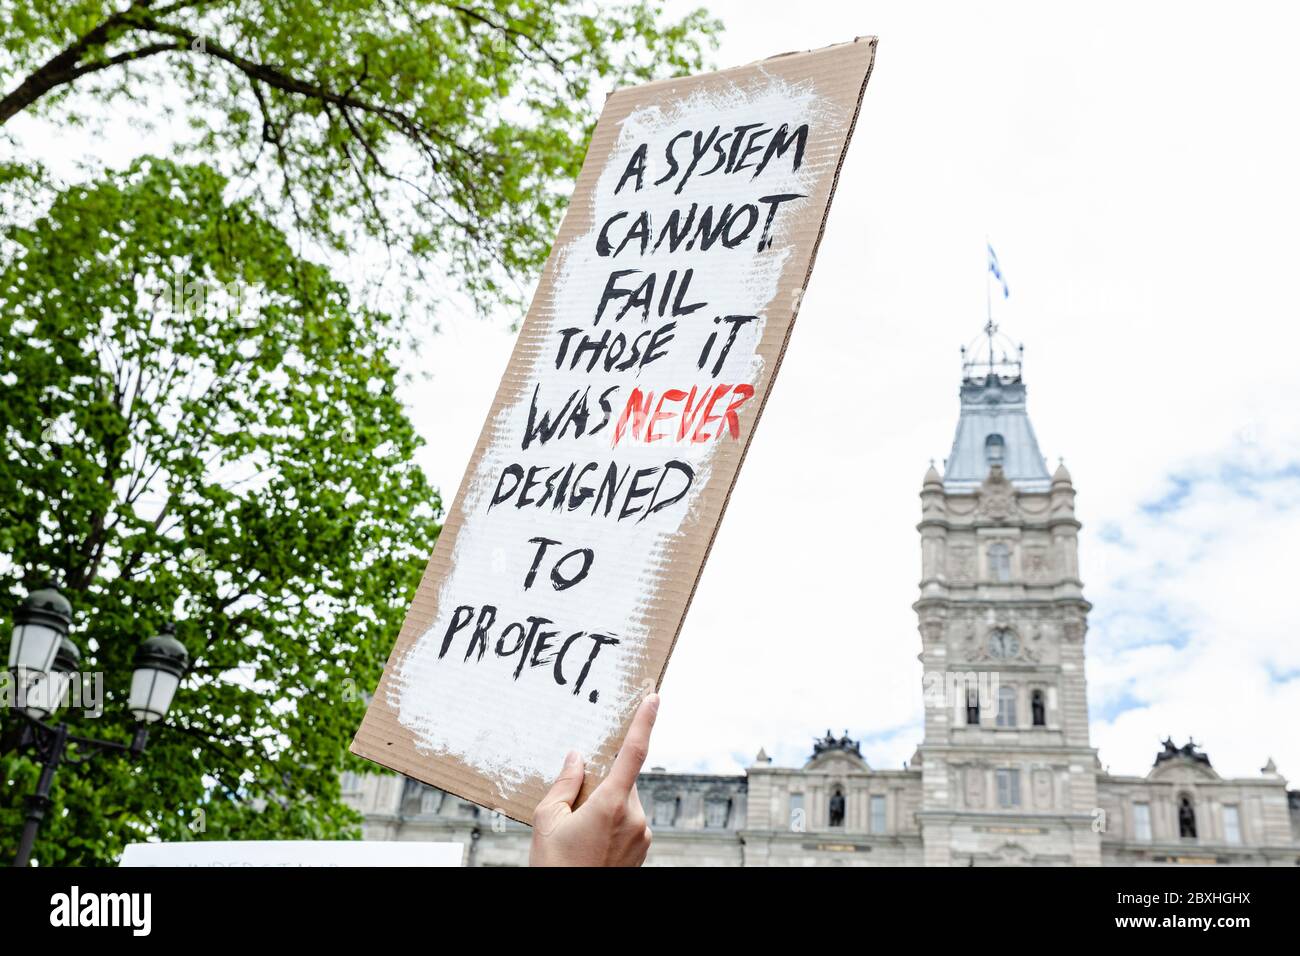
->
[611,384,755,446]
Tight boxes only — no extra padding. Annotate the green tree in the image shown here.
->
[0,157,440,865]
[0,0,718,308]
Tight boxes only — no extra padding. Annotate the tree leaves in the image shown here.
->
[0,158,441,864]
[0,1,720,312]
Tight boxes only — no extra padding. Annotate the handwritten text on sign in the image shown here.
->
[356,41,877,817]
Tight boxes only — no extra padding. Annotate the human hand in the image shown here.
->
[528,693,659,867]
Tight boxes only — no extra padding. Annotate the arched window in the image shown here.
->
[1031,689,1047,727]
[984,433,1005,465]
[996,685,1018,727]
[828,786,846,827]
[420,788,443,815]
[400,777,428,815]
[704,794,731,829]
[1177,794,1197,839]
[652,791,679,828]
[988,543,1011,582]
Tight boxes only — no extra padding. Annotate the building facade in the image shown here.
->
[345,327,1300,865]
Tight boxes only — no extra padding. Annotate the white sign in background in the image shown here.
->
[119,840,463,867]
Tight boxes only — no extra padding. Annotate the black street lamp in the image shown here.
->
[4,582,188,867]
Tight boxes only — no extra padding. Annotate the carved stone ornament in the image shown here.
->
[977,465,1019,521]
[1032,769,1053,809]
[1022,545,1053,581]
[948,545,976,582]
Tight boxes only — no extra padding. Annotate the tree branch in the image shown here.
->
[62,42,186,86]
[0,0,159,126]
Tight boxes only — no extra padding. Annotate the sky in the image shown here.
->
[9,2,1299,785]
[400,0,1300,782]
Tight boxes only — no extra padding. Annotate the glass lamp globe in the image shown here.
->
[22,636,82,720]
[128,623,189,723]
[8,583,72,675]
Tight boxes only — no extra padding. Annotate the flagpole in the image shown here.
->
[985,236,992,327]
[985,239,993,375]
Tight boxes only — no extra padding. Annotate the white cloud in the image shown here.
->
[1087,445,1300,778]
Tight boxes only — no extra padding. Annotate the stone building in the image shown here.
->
[344,325,1300,866]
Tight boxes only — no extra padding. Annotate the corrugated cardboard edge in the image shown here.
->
[351,36,878,825]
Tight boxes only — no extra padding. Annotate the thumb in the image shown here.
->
[534,750,584,835]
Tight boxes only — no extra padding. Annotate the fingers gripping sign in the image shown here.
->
[529,693,660,866]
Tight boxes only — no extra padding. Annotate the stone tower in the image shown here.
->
[913,323,1101,865]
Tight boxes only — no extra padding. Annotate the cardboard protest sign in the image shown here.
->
[352,37,877,822]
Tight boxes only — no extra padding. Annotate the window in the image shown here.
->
[789,793,805,831]
[996,768,1021,808]
[1133,802,1152,842]
[652,793,679,828]
[869,795,887,834]
[400,777,427,815]
[984,433,1005,465]
[704,796,731,829]
[996,685,1018,727]
[988,543,1011,582]
[966,682,981,725]
[1223,805,1241,845]
[1031,689,1047,727]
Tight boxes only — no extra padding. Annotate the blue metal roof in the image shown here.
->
[943,372,1051,493]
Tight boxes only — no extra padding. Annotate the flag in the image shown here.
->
[988,243,1009,299]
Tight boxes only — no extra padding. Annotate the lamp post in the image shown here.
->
[4,582,188,867]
